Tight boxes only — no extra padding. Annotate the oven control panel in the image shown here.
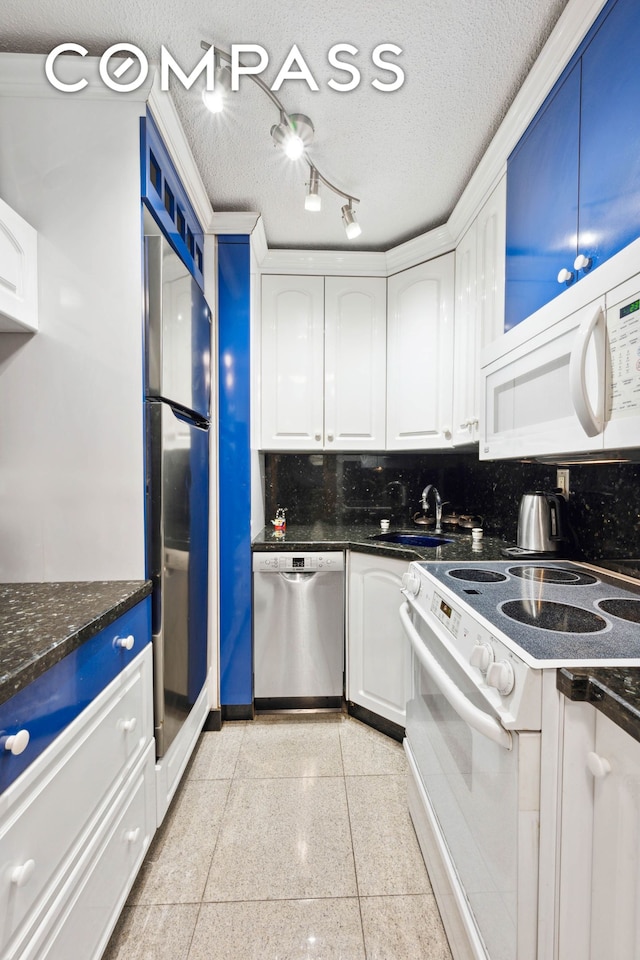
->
[431,590,462,637]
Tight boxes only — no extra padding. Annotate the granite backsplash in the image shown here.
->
[263,452,640,562]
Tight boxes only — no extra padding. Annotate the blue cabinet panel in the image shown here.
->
[505,63,581,331]
[579,0,640,270]
[217,236,252,708]
[0,599,151,792]
[505,0,640,330]
[140,113,205,290]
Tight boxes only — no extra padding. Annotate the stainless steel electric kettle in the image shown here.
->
[517,491,565,553]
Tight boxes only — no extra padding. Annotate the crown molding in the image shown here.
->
[384,223,455,276]
[147,74,213,234]
[0,51,154,102]
[258,248,387,277]
[211,211,262,236]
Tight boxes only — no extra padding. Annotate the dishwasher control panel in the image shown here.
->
[253,551,345,572]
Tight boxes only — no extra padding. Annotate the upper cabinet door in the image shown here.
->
[386,254,455,450]
[453,177,506,447]
[0,197,38,333]
[505,62,581,332]
[324,277,387,450]
[260,275,324,450]
[578,0,640,272]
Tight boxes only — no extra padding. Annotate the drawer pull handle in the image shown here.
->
[4,729,30,756]
[11,859,35,888]
[557,267,574,285]
[118,717,137,734]
[115,634,135,651]
[125,827,140,845]
[587,751,611,779]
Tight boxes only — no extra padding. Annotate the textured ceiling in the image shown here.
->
[0,0,568,250]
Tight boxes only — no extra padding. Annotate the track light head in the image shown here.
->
[305,167,322,212]
[202,62,231,114]
[271,113,314,160]
[341,202,362,240]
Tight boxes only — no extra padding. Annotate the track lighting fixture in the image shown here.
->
[201,56,231,114]
[341,201,361,240]
[270,113,314,161]
[200,41,362,240]
[305,167,321,212]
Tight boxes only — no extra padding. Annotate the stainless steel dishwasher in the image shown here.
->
[252,551,345,709]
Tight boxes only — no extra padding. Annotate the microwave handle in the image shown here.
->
[569,304,605,438]
[399,603,512,751]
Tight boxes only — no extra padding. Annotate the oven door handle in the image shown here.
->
[400,602,512,751]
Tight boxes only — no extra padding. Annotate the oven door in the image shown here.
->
[400,601,540,960]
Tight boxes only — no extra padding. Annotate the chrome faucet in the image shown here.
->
[421,484,443,534]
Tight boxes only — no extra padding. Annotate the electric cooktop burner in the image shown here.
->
[447,568,508,583]
[500,599,608,633]
[508,565,598,586]
[597,598,640,623]
[411,560,640,664]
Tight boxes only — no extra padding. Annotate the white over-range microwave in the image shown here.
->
[480,237,640,461]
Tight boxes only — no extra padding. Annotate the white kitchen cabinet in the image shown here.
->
[324,276,387,449]
[0,196,38,333]
[260,274,386,450]
[557,701,640,960]
[347,552,409,727]
[588,711,640,959]
[0,643,155,960]
[452,178,506,446]
[386,253,455,450]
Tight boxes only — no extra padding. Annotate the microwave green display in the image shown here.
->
[620,299,640,318]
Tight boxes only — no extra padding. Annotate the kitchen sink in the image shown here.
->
[369,532,453,547]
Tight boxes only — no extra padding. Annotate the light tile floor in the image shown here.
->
[104,714,453,960]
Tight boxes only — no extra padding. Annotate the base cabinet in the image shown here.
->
[0,641,155,960]
[558,702,640,960]
[347,552,408,727]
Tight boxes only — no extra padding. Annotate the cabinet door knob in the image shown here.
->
[118,717,138,733]
[11,859,35,887]
[4,729,30,756]
[314,432,321,442]
[442,425,452,439]
[326,432,334,442]
[125,827,140,844]
[574,253,592,272]
[587,751,611,779]
[557,268,574,285]
[115,634,135,651]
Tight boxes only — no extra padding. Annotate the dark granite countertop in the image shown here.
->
[252,521,507,562]
[0,580,152,708]
[558,666,640,745]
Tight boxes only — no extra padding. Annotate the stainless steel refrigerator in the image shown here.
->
[144,232,211,758]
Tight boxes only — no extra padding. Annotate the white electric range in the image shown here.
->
[400,560,640,960]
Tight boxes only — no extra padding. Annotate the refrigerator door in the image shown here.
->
[146,400,209,758]
[145,234,211,420]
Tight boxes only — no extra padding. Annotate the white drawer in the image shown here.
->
[23,743,156,960]
[0,646,152,957]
